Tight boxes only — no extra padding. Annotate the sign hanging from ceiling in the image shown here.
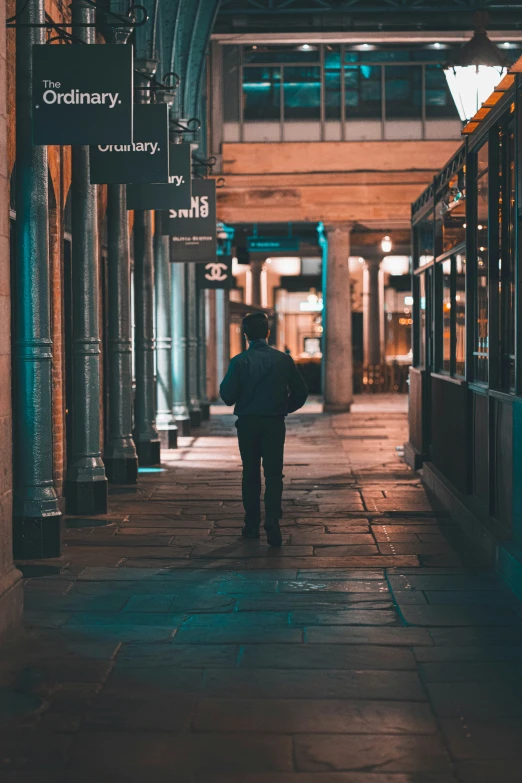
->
[126,143,191,210]
[90,103,169,185]
[197,255,233,289]
[165,179,217,263]
[247,237,299,253]
[32,44,133,146]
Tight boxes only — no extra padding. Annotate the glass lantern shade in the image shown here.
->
[444,64,507,122]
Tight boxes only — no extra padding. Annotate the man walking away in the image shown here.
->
[220,312,308,546]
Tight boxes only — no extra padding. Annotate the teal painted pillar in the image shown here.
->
[171,261,190,435]
[198,285,210,421]
[132,69,161,465]
[65,0,108,514]
[13,0,61,556]
[104,185,138,483]
[154,216,178,449]
[216,288,230,383]
[133,208,161,464]
[186,263,202,428]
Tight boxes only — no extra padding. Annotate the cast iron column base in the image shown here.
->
[175,417,191,436]
[158,427,178,449]
[65,478,108,516]
[104,456,138,485]
[200,402,210,421]
[13,513,62,560]
[135,439,161,466]
[189,408,202,429]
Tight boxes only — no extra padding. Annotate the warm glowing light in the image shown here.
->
[445,65,507,121]
[381,235,393,253]
[266,257,301,275]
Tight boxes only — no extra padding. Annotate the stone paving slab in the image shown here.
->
[2,396,521,779]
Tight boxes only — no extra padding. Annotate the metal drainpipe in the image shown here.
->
[65,0,108,514]
[154,214,178,448]
[13,0,62,556]
[186,262,202,428]
[132,68,161,465]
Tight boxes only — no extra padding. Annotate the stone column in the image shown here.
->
[65,0,108,514]
[250,259,263,306]
[198,285,210,420]
[323,224,354,412]
[104,184,138,483]
[154,220,177,449]
[365,258,383,366]
[171,261,191,435]
[186,263,202,428]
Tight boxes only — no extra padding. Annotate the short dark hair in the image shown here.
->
[242,312,269,340]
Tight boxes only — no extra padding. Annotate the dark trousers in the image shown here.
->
[236,416,286,526]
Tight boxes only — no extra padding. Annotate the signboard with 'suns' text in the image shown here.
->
[32,45,133,145]
[126,143,191,210]
[164,179,217,263]
[90,104,169,185]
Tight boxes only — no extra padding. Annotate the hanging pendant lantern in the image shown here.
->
[444,14,508,122]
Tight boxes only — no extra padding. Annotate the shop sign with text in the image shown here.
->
[247,237,299,253]
[32,45,133,145]
[197,255,233,289]
[90,104,169,184]
[166,179,217,263]
[126,143,191,210]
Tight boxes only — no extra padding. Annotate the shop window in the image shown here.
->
[498,123,516,392]
[474,142,489,384]
[325,47,341,120]
[242,66,281,121]
[435,253,466,377]
[284,66,321,120]
[344,64,382,119]
[223,46,241,122]
[419,272,426,368]
[385,65,422,120]
[425,64,460,120]
[455,253,466,377]
[414,212,434,268]
[442,259,452,373]
[435,169,466,258]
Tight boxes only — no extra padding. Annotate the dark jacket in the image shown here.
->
[220,340,308,417]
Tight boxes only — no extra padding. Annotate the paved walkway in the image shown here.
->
[1,396,522,782]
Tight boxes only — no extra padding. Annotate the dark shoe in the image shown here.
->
[242,525,260,540]
[265,519,282,547]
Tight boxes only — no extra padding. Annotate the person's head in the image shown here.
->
[242,312,270,343]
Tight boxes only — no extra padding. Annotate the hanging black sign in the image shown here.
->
[126,143,192,210]
[197,255,233,289]
[89,104,169,185]
[32,45,133,146]
[166,179,217,263]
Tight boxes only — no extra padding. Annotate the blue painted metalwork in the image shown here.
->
[154,214,178,448]
[13,0,61,557]
[104,183,139,483]
[65,0,108,515]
